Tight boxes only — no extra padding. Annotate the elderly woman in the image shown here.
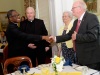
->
[57,11,76,65]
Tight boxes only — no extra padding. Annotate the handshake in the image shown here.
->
[42,36,55,43]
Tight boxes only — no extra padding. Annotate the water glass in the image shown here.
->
[41,67,50,75]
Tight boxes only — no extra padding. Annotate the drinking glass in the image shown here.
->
[21,67,26,75]
[41,67,50,75]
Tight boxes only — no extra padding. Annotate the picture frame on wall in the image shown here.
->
[84,0,97,13]
[24,0,36,11]
[84,0,100,21]
[0,12,8,31]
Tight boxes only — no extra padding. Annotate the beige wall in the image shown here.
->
[38,0,50,35]
[0,0,25,16]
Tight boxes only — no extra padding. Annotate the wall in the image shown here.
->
[37,0,50,35]
[0,0,25,16]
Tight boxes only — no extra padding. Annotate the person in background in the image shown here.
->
[0,31,7,49]
[20,16,26,27]
[20,7,50,67]
[57,11,76,65]
[6,9,49,59]
[20,16,26,22]
[0,31,7,44]
[49,0,100,70]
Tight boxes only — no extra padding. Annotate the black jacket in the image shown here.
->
[6,22,42,58]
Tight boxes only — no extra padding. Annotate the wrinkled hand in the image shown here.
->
[72,31,77,40]
[28,43,37,49]
[45,47,50,52]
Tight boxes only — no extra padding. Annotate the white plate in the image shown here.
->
[37,63,51,69]
[75,66,88,71]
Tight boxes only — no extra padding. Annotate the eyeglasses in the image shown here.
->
[11,14,20,17]
[72,6,80,10]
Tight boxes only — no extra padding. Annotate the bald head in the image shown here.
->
[26,7,35,21]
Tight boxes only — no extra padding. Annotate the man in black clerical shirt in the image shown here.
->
[20,7,51,67]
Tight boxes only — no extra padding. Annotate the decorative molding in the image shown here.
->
[24,0,36,11]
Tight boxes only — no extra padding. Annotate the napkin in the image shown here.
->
[18,65,30,73]
[63,58,72,66]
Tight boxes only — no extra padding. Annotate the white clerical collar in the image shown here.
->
[28,19,34,22]
[13,22,17,25]
[30,20,33,22]
[13,22,18,26]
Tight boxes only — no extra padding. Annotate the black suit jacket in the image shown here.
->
[6,22,42,58]
[20,18,50,53]
[56,12,100,65]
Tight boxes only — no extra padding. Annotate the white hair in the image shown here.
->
[63,11,73,20]
[26,7,35,12]
[76,0,87,10]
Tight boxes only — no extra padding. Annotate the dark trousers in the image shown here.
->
[27,48,46,67]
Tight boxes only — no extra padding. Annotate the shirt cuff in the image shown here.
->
[55,36,56,42]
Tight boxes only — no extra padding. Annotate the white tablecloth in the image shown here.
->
[7,64,100,75]
[27,64,100,75]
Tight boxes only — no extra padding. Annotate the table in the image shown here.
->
[28,64,100,75]
[7,64,100,75]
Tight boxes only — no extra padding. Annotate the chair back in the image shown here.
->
[3,56,32,74]
[3,44,8,61]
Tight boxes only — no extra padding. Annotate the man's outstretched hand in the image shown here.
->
[42,36,55,43]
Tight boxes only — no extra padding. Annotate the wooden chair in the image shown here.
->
[3,44,8,62]
[0,44,8,70]
[3,56,33,74]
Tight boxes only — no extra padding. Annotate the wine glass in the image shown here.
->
[41,67,50,75]
[21,67,26,75]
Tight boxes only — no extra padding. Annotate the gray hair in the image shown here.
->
[78,0,87,10]
[63,11,73,20]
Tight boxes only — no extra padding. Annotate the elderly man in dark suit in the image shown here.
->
[6,10,49,60]
[50,0,100,70]
[20,7,50,67]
